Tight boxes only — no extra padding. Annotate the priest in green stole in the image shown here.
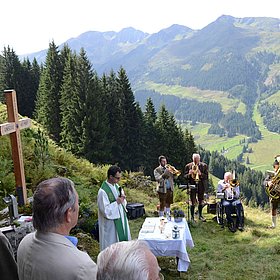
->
[97,165,131,251]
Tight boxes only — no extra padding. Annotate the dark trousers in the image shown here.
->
[225,203,244,226]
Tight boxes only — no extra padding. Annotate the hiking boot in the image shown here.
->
[228,223,236,233]
[267,225,276,229]
[237,225,244,231]
[199,216,206,222]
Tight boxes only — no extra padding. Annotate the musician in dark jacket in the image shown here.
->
[154,155,176,217]
[264,156,280,229]
[184,153,208,222]
[0,230,19,280]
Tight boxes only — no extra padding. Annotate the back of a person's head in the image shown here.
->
[97,240,150,280]
[32,177,76,232]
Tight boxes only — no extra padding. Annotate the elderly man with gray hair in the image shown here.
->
[17,177,97,280]
[97,240,164,280]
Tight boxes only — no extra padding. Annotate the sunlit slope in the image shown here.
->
[181,100,279,173]
[266,90,280,106]
[242,104,280,172]
[139,82,246,114]
[182,122,245,160]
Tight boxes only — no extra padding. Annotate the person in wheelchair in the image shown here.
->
[217,172,244,232]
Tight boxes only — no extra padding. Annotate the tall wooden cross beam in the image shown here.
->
[0,90,31,206]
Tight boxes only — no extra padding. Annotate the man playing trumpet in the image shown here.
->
[184,153,208,222]
[217,171,244,232]
[154,155,178,217]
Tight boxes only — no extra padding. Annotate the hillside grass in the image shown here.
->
[242,103,280,172]
[1,105,279,279]
[128,191,280,280]
[181,122,244,161]
[139,82,246,114]
[179,98,280,173]
[266,89,280,106]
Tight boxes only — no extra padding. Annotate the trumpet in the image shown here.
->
[191,164,200,182]
[226,171,239,200]
[165,164,181,176]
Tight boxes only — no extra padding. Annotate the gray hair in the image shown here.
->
[224,172,232,179]
[97,240,153,280]
[32,177,77,232]
[192,153,200,161]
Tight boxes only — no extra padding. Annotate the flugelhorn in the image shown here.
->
[165,164,181,176]
[229,170,239,187]
[226,171,239,200]
[191,164,200,182]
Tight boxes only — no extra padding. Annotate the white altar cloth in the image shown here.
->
[138,217,194,272]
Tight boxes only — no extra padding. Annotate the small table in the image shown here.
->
[138,217,194,272]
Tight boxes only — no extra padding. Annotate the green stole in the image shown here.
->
[101,181,129,241]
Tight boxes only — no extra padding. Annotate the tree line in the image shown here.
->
[258,101,280,134]
[0,43,196,176]
[135,89,261,139]
[0,44,270,207]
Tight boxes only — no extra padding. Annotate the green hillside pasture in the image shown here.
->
[129,204,280,280]
[141,82,246,114]
[266,89,280,106]
[252,32,280,55]
[244,103,280,172]
[183,122,244,161]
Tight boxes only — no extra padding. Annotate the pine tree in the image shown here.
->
[60,51,82,153]
[78,49,111,163]
[117,67,143,171]
[35,41,63,142]
[143,98,161,176]
[102,71,125,166]
[20,58,40,117]
[0,46,24,106]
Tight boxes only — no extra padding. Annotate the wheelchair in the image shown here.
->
[215,192,244,229]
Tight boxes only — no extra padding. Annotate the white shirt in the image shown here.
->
[217,179,241,206]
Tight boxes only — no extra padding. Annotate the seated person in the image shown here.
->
[97,240,163,280]
[0,230,19,280]
[217,172,244,232]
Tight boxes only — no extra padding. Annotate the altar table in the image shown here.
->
[138,217,194,272]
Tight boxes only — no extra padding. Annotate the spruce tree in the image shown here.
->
[35,41,63,142]
[117,67,143,171]
[60,51,82,153]
[78,49,111,163]
[143,98,161,176]
[0,46,24,106]
[156,105,189,173]
[102,71,125,166]
[20,58,40,117]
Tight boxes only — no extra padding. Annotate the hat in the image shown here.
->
[273,155,280,166]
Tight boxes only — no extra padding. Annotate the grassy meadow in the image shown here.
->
[1,100,279,280]
[139,82,246,114]
[127,190,280,280]
[135,81,280,173]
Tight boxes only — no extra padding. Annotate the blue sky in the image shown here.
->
[1,0,279,55]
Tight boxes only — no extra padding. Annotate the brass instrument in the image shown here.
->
[229,179,239,188]
[226,171,239,200]
[191,164,200,182]
[165,164,181,176]
[265,168,280,200]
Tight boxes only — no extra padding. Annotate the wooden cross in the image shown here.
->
[0,90,31,206]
